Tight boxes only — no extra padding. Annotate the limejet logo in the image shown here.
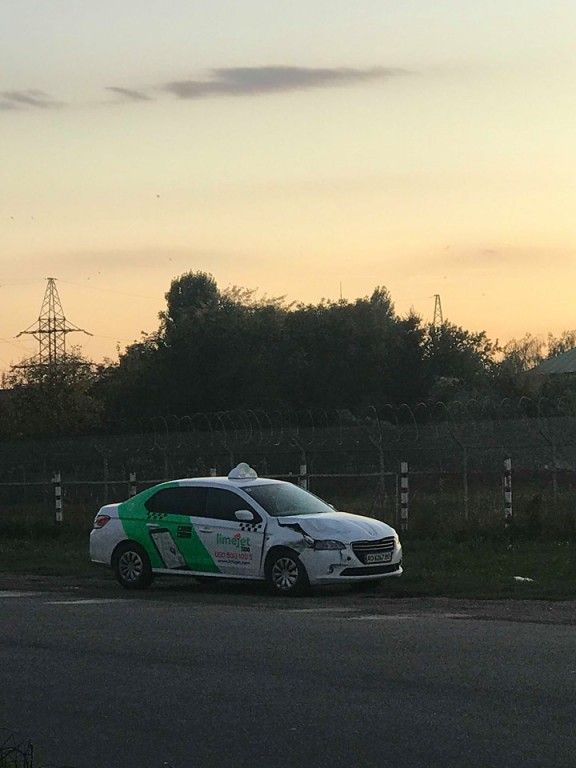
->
[216,532,251,550]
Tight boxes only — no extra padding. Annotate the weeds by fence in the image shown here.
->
[1,397,576,534]
[0,729,174,768]
[0,730,33,768]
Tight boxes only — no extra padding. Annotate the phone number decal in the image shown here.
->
[215,551,253,561]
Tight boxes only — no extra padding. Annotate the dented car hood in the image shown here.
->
[276,511,395,542]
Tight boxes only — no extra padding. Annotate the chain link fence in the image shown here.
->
[1,398,575,532]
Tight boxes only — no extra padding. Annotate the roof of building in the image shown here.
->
[530,347,576,375]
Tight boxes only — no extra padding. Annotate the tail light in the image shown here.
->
[93,514,111,529]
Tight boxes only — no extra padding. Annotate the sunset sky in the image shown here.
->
[2,0,576,370]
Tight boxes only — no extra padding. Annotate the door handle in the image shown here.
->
[146,523,159,528]
[198,527,212,533]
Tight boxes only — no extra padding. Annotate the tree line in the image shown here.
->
[2,271,575,437]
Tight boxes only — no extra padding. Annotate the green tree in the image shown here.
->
[423,322,498,401]
[546,330,576,358]
[100,272,508,421]
[95,334,164,423]
[491,334,546,398]
[160,270,220,335]
[2,351,103,436]
[500,334,545,373]
[279,288,426,409]
[102,271,293,418]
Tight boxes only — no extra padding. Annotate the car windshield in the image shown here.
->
[243,483,333,517]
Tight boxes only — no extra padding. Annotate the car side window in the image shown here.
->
[205,488,261,523]
[145,486,207,516]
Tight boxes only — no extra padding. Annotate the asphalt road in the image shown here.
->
[1,577,576,768]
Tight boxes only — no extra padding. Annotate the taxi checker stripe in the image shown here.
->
[146,512,168,520]
[239,523,262,532]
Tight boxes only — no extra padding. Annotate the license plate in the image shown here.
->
[365,552,392,564]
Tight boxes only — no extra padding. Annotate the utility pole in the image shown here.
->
[433,294,444,329]
[16,277,92,366]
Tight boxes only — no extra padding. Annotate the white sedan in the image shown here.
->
[90,463,403,596]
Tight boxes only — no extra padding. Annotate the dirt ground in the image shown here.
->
[1,571,575,625]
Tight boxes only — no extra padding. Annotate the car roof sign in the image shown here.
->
[228,462,258,480]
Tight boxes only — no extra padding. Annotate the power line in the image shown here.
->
[57,279,157,301]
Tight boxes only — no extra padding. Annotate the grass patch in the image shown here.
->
[0,534,93,576]
[1,511,576,598]
[383,536,576,600]
[0,504,94,576]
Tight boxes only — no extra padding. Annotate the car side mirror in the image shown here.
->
[235,509,255,522]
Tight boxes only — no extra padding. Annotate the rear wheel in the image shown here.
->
[113,543,153,589]
[266,550,310,596]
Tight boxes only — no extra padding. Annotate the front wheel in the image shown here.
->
[266,550,310,596]
[113,543,154,589]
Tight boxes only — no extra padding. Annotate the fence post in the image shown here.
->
[551,440,558,507]
[52,471,63,523]
[129,472,137,497]
[299,454,308,491]
[400,461,409,532]
[503,457,513,527]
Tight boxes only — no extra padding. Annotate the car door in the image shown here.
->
[193,488,266,577]
[144,485,220,574]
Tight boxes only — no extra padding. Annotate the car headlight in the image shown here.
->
[314,540,345,551]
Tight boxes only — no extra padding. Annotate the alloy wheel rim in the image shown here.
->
[119,551,143,582]
[272,557,299,591]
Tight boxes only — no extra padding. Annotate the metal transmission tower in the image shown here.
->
[16,277,92,365]
[432,294,444,328]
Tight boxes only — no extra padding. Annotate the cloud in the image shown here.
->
[0,89,64,110]
[162,65,408,100]
[1,65,409,114]
[106,86,151,102]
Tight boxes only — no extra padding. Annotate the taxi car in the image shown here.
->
[89,463,402,595]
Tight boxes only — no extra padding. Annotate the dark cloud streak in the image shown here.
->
[163,65,409,99]
[106,86,151,102]
[0,90,64,110]
[2,65,409,114]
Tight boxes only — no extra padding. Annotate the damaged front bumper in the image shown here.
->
[299,544,403,585]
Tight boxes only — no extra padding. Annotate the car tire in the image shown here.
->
[113,542,154,590]
[265,549,310,596]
